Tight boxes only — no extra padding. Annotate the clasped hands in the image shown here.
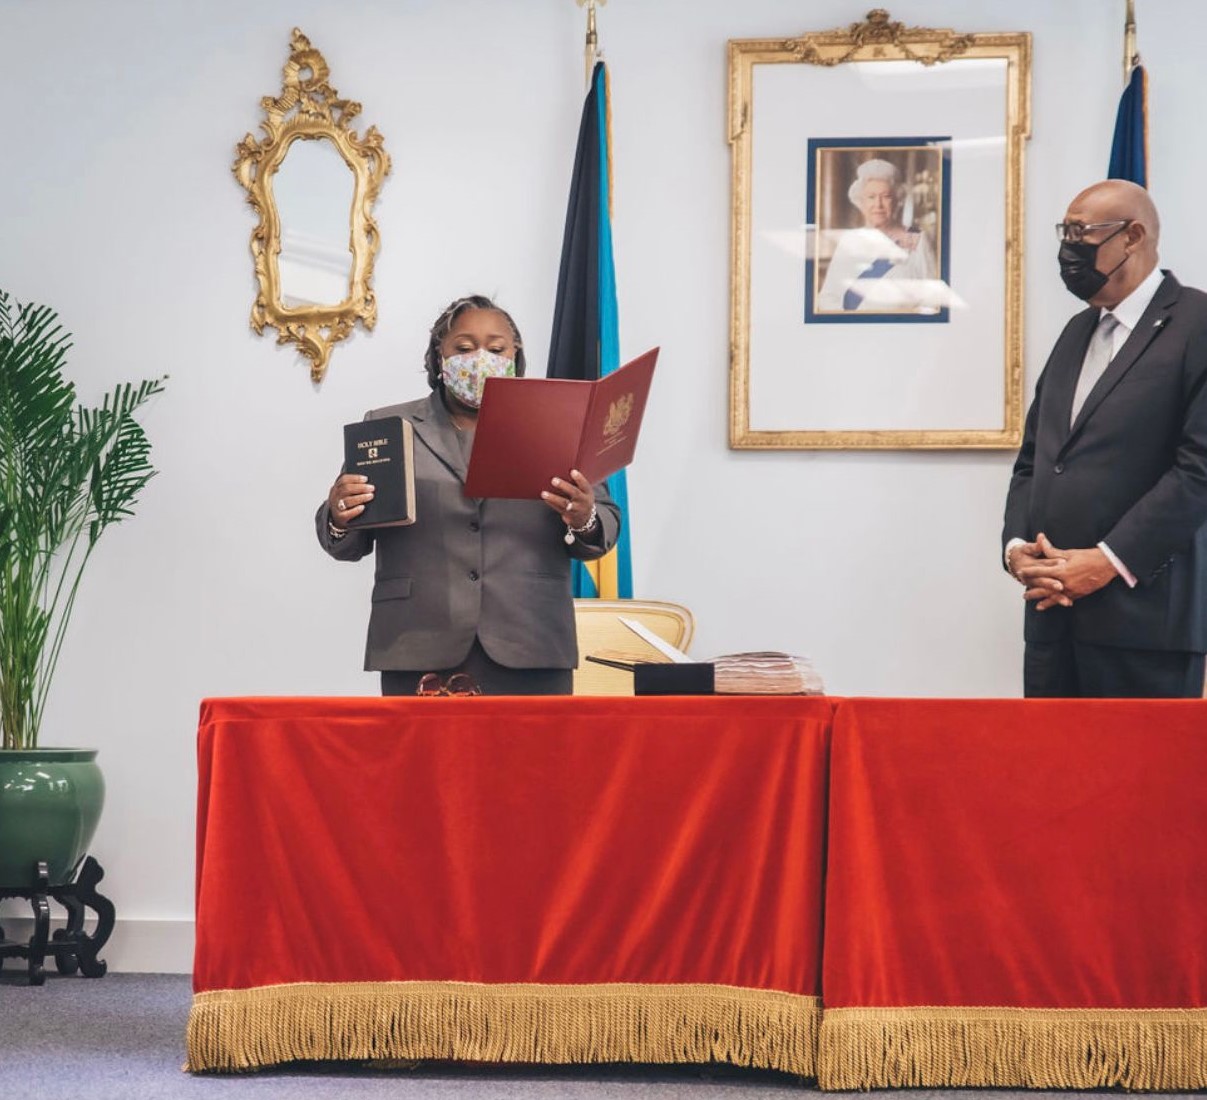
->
[1007,532,1119,611]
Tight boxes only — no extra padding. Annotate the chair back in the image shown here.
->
[573,599,695,696]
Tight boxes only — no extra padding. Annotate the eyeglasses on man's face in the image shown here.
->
[1055,219,1130,243]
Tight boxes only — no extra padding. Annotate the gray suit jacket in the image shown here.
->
[316,392,621,671]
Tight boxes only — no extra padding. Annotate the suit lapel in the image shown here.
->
[410,394,469,483]
[1064,273,1181,448]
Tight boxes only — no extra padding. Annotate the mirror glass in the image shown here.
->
[273,137,355,309]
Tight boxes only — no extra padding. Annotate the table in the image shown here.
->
[821,698,1207,1090]
[188,696,1207,1088]
[188,696,833,1073]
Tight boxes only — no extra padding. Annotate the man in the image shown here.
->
[1002,179,1207,697]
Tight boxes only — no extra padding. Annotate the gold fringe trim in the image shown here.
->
[186,980,820,1075]
[819,1005,1207,1091]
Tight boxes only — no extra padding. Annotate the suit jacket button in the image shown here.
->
[469,521,480,532]
[1054,463,1065,474]
[469,570,479,581]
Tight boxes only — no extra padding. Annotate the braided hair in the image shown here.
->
[423,294,526,391]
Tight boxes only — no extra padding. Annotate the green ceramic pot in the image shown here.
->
[0,749,104,887]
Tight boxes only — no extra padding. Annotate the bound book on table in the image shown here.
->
[463,347,658,499]
[342,416,416,528]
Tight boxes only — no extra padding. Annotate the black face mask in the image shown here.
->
[1058,222,1130,300]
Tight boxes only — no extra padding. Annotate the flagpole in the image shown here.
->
[1124,0,1138,83]
[1108,0,1147,189]
[576,0,607,90]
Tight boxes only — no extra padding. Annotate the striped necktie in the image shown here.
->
[1070,313,1119,426]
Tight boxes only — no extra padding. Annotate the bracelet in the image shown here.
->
[327,518,348,541]
[563,505,598,545]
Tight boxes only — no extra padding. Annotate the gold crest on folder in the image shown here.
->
[603,394,635,439]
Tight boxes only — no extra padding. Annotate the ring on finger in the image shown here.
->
[337,498,347,512]
[565,499,574,512]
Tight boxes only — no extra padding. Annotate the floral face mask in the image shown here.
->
[441,349,516,408]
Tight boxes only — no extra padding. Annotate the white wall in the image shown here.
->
[0,0,1200,970]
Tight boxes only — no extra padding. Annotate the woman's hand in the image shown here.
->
[327,473,374,528]
[541,469,596,534]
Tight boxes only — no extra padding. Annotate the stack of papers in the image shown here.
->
[596,621,825,695]
[710,652,825,696]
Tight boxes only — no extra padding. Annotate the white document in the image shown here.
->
[618,617,691,664]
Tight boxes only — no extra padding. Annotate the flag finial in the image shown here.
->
[1124,0,1139,83]
[576,0,608,90]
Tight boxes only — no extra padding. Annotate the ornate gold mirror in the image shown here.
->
[234,29,391,383]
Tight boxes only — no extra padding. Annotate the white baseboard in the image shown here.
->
[1,917,193,974]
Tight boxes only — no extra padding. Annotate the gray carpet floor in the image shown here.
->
[0,971,1200,1099]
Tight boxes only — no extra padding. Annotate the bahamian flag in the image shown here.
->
[1108,64,1148,187]
[547,61,632,599]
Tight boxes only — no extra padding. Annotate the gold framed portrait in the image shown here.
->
[728,10,1031,449]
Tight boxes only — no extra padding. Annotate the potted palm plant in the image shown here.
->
[0,290,165,887]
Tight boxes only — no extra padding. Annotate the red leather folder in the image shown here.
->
[464,348,657,499]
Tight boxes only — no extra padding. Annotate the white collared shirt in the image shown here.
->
[1099,263,1164,356]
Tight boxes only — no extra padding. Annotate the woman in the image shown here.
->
[816,158,939,313]
[316,295,620,695]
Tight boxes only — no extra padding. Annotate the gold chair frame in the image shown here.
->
[573,599,696,696]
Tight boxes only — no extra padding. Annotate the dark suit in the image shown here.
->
[317,392,620,673]
[1003,270,1207,695]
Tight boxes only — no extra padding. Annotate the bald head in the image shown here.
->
[1070,179,1160,245]
[1063,179,1160,307]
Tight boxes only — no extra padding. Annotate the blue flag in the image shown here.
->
[1108,65,1147,188]
[547,62,632,599]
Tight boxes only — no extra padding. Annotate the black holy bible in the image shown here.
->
[342,417,417,528]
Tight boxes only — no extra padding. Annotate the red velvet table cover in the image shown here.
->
[188,696,833,1073]
[820,698,1207,1090]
